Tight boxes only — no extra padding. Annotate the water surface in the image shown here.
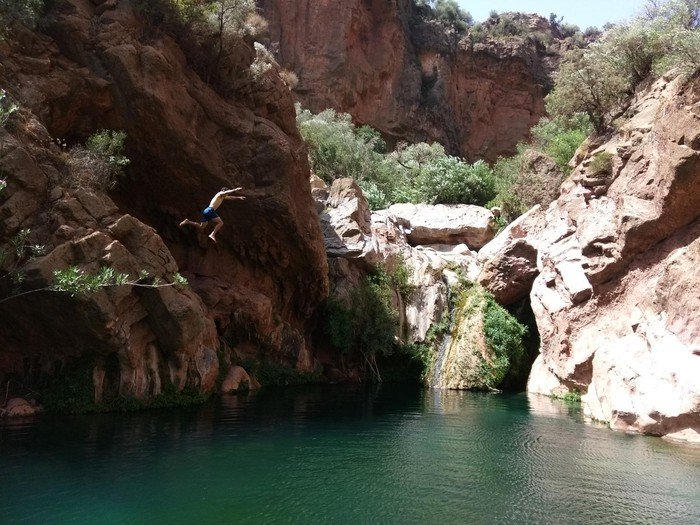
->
[1,386,699,524]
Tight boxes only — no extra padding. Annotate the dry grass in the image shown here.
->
[279,69,299,89]
[244,12,269,39]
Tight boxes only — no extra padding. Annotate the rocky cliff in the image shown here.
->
[479,74,700,443]
[258,0,565,161]
[0,0,328,408]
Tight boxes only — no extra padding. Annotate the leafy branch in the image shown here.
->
[0,266,189,305]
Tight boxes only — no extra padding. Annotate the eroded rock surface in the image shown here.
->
[524,76,700,442]
[0,0,328,404]
[259,1,566,161]
[318,179,492,376]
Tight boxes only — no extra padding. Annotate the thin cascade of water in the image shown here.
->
[429,273,455,389]
[431,329,452,388]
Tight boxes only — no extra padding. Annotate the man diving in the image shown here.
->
[179,187,245,243]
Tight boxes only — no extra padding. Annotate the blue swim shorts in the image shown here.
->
[202,206,220,221]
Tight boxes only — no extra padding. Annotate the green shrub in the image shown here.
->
[531,114,592,170]
[481,291,527,388]
[547,3,700,131]
[546,48,631,133]
[134,0,258,86]
[67,130,130,191]
[416,158,497,205]
[86,130,129,167]
[322,266,400,381]
[414,0,473,32]
[245,359,322,386]
[553,390,582,403]
[38,355,211,414]
[297,107,498,210]
[0,89,19,128]
[487,114,591,223]
[297,107,384,184]
[358,179,390,210]
[388,255,414,300]
[431,0,473,31]
[589,151,614,176]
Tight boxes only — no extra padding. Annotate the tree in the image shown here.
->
[642,0,700,29]
[546,48,631,133]
[208,0,255,80]
[416,0,474,31]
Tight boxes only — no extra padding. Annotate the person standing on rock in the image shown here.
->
[179,187,245,243]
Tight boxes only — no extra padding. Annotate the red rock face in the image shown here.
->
[0,0,328,402]
[525,76,700,442]
[258,0,558,161]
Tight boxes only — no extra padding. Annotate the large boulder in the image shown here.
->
[387,203,497,249]
[477,206,545,305]
[320,178,374,258]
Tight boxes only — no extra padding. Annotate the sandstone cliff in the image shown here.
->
[0,0,328,406]
[479,74,700,443]
[258,1,565,161]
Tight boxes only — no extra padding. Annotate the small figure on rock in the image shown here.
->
[179,187,245,243]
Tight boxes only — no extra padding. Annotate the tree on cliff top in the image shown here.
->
[546,0,700,132]
[415,0,474,32]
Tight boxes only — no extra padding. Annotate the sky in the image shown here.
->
[457,0,647,29]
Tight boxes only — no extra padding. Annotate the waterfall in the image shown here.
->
[429,274,455,389]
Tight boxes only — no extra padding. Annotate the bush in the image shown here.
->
[481,292,527,387]
[589,151,614,176]
[246,359,322,386]
[67,130,129,191]
[546,48,631,133]
[470,13,529,43]
[416,157,497,205]
[323,266,400,381]
[531,114,592,170]
[279,68,299,89]
[38,355,211,413]
[488,114,591,223]
[547,3,700,131]
[0,89,19,128]
[432,0,473,31]
[135,0,259,87]
[414,0,473,32]
[298,106,500,210]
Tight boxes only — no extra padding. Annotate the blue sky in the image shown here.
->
[458,0,647,29]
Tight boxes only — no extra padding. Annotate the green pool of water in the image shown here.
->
[1,386,699,524]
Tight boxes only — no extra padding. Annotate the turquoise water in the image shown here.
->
[1,386,699,524]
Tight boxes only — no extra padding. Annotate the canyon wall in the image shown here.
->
[258,0,564,161]
[479,74,700,443]
[0,0,328,404]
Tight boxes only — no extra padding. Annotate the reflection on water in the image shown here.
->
[1,386,699,524]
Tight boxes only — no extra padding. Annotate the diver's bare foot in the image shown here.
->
[179,220,188,228]
[208,234,217,243]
